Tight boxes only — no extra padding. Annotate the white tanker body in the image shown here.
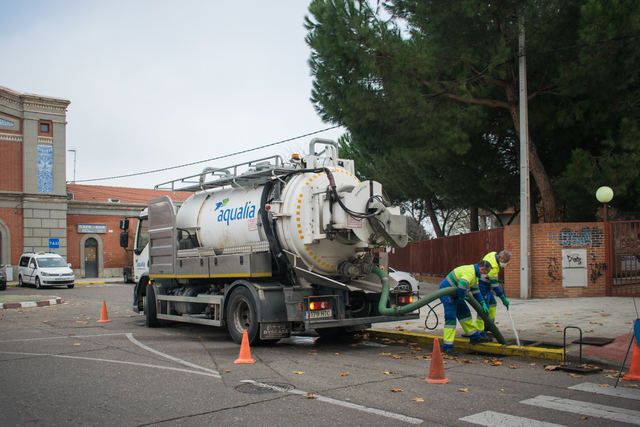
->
[129,139,416,344]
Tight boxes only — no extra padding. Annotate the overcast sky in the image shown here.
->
[1,1,344,189]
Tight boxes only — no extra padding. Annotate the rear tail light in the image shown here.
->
[397,295,413,305]
[309,300,330,310]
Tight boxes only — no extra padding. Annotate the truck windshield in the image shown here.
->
[136,218,149,251]
[37,258,67,268]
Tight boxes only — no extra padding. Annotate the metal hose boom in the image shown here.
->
[373,267,506,345]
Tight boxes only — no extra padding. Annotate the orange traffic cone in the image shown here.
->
[97,301,112,323]
[623,343,640,382]
[234,330,256,364]
[426,337,449,384]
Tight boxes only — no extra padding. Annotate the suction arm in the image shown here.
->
[373,267,506,345]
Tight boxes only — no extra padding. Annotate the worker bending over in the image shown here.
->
[476,250,511,338]
[439,261,492,353]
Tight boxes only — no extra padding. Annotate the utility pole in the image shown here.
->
[68,149,77,183]
[519,15,531,299]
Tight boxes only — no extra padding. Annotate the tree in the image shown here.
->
[306,0,640,223]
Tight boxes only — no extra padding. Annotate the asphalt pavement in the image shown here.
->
[1,282,639,426]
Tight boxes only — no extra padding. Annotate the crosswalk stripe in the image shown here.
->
[460,410,566,426]
[568,382,640,401]
[521,395,640,425]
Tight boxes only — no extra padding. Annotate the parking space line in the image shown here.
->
[0,350,221,378]
[520,395,640,425]
[126,333,220,376]
[0,333,127,343]
[460,410,566,426]
[241,380,423,424]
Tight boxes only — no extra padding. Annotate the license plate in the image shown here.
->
[307,309,332,319]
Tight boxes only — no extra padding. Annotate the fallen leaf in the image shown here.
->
[580,416,589,420]
[224,369,231,373]
[411,397,425,403]
[544,364,561,371]
[499,388,506,393]
[383,370,393,375]
[598,384,610,388]
[293,370,305,375]
[73,342,81,346]
[390,387,403,393]
[458,358,473,364]
[457,387,469,393]
[489,359,503,366]
[334,352,340,356]
[394,326,405,331]
[569,373,584,378]
[529,363,537,366]
[508,364,518,369]
[305,392,317,399]
[340,371,350,377]
[391,354,403,359]
[379,352,392,356]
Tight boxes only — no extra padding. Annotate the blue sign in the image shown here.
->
[48,238,60,249]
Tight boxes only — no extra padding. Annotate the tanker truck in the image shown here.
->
[122,139,506,345]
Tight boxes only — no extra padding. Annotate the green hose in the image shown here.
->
[373,267,506,345]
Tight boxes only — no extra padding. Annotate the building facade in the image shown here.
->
[0,86,190,279]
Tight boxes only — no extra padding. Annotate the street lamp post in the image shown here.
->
[596,186,614,223]
[596,186,614,295]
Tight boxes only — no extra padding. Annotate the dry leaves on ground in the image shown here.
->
[305,393,317,399]
[544,364,561,371]
[340,371,350,377]
[508,364,518,369]
[486,358,503,366]
[457,387,469,393]
[383,370,393,375]
[379,352,392,357]
[569,373,584,378]
[411,397,425,403]
[599,384,610,388]
[391,354,403,359]
[390,387,403,393]
[293,370,305,375]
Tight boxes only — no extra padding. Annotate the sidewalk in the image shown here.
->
[373,282,639,368]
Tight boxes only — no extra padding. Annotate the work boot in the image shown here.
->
[480,331,491,341]
[442,343,455,354]
[469,331,490,344]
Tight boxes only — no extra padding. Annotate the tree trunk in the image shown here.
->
[505,83,559,222]
[425,198,444,238]
[469,207,479,232]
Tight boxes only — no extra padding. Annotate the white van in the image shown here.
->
[18,253,75,289]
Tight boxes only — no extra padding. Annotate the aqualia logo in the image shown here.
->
[216,199,257,225]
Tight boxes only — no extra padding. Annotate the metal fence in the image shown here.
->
[608,220,640,295]
[389,228,504,276]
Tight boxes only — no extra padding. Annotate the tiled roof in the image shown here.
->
[67,184,193,204]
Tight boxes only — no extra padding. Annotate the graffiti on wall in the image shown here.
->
[547,257,560,281]
[557,227,603,247]
[588,252,607,284]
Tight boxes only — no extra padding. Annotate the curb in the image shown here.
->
[368,329,564,361]
[0,297,62,310]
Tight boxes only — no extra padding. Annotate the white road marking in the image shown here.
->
[241,380,423,424]
[520,395,640,425]
[125,333,219,376]
[460,410,566,426]
[0,350,220,378]
[568,382,640,401]
[0,333,127,343]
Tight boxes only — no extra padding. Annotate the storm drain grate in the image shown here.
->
[235,382,294,395]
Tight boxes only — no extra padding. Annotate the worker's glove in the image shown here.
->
[481,301,489,315]
[456,287,467,300]
[500,295,510,309]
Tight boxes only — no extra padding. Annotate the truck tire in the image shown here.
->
[225,286,259,345]
[145,284,159,327]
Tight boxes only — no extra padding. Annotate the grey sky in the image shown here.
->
[2,1,344,188]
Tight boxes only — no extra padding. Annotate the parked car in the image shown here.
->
[18,253,75,289]
[389,267,420,294]
[0,266,6,291]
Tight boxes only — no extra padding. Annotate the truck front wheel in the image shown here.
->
[226,286,259,345]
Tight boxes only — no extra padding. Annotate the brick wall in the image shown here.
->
[0,139,22,192]
[67,215,129,270]
[503,222,607,298]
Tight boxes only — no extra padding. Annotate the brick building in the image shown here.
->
[0,85,190,279]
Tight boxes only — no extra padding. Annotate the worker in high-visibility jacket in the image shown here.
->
[438,260,492,353]
[476,250,512,338]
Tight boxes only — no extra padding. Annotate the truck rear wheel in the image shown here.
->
[226,286,259,345]
[145,284,159,327]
